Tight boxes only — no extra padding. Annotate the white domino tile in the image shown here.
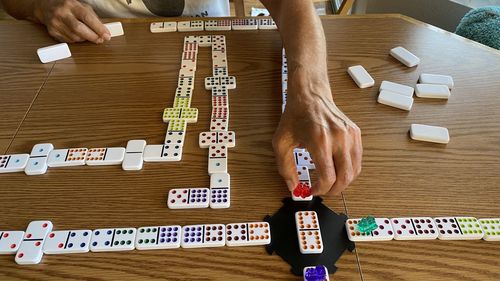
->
[379,81,414,97]
[143,144,183,162]
[435,217,484,240]
[390,46,420,67]
[135,226,181,250]
[390,217,439,240]
[167,188,210,209]
[85,147,125,166]
[478,218,500,241]
[410,124,450,144]
[294,150,315,170]
[150,22,177,33]
[415,84,451,99]
[347,65,375,88]
[0,231,24,254]
[225,222,271,246]
[122,140,146,171]
[37,43,71,63]
[90,228,136,252]
[378,90,414,111]
[199,131,236,148]
[257,18,278,30]
[204,20,232,31]
[419,73,454,89]
[43,230,92,254]
[295,211,323,254]
[104,22,124,37]
[0,154,29,173]
[181,224,226,248]
[345,218,394,242]
[25,143,53,175]
[15,221,53,265]
[47,148,88,167]
[231,19,258,30]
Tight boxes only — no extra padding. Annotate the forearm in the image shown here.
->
[1,0,39,22]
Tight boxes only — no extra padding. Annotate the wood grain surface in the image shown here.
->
[1,15,499,280]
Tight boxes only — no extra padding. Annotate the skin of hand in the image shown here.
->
[261,0,363,196]
[32,0,110,43]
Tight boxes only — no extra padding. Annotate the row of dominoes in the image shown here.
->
[0,220,271,265]
[150,18,277,33]
[37,22,124,63]
[346,217,500,242]
[346,46,452,144]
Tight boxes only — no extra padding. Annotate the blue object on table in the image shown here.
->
[304,265,328,281]
[456,6,500,50]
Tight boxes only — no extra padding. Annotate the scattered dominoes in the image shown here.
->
[347,65,375,88]
[43,230,92,254]
[167,188,210,209]
[419,73,454,89]
[135,226,181,250]
[379,81,414,97]
[435,217,484,240]
[25,143,53,175]
[37,43,72,63]
[16,221,53,264]
[225,222,271,246]
[415,84,451,99]
[122,140,146,171]
[181,224,226,248]
[345,218,394,242]
[410,124,450,144]
[90,228,136,252]
[47,148,88,167]
[390,46,420,67]
[0,231,24,254]
[85,147,125,166]
[295,211,323,254]
[378,90,414,111]
[390,217,439,240]
[0,154,29,174]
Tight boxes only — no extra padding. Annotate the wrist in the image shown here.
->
[287,63,333,105]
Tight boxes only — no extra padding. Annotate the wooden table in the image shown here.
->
[1,14,499,280]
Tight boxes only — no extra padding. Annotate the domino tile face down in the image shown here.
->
[122,140,146,171]
[415,84,451,99]
[135,226,181,250]
[47,148,88,167]
[181,224,226,248]
[345,218,394,242]
[90,228,137,252]
[347,65,375,88]
[390,46,420,67]
[37,43,72,63]
[478,219,500,241]
[143,144,183,162]
[43,230,92,254]
[434,217,484,240]
[295,211,323,254]
[150,22,177,33]
[0,154,29,173]
[15,221,53,265]
[379,81,414,97]
[85,147,125,166]
[167,188,210,209]
[378,90,414,111]
[410,124,450,144]
[225,222,271,246]
[104,22,124,37]
[0,231,25,254]
[390,217,439,240]
[25,143,54,175]
[419,73,454,89]
[199,131,236,148]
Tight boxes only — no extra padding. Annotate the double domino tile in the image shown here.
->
[295,211,323,254]
[15,221,53,264]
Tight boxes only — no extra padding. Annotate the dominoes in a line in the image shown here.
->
[150,22,177,33]
[378,90,414,111]
[15,220,53,265]
[434,217,484,240]
[415,84,451,99]
[43,230,92,254]
[231,19,258,30]
[163,108,198,123]
[345,218,394,241]
[210,173,230,209]
[122,140,146,171]
[199,131,236,148]
[390,217,439,240]
[410,124,450,144]
[226,222,271,246]
[292,166,313,201]
[390,46,420,67]
[177,20,204,32]
[90,228,136,252]
[0,154,29,174]
[135,226,181,250]
[478,218,500,241]
[85,147,125,166]
[143,144,183,162]
[208,144,228,174]
[37,43,71,63]
[204,19,232,31]
[167,188,210,209]
[257,18,278,30]
[379,81,414,97]
[295,211,323,254]
[294,150,315,170]
[25,143,53,175]
[0,231,24,254]
[303,265,330,281]
[347,65,375,88]
[181,224,226,248]
[104,22,124,37]
[419,73,454,89]
[47,148,88,167]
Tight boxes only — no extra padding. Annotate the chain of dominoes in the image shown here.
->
[0,219,270,265]
[150,18,277,33]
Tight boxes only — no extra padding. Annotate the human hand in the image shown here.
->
[33,0,110,43]
[273,67,363,196]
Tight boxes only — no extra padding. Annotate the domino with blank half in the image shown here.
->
[225,222,271,246]
[390,217,439,240]
[0,154,29,174]
[347,65,375,88]
[177,20,204,32]
[0,231,24,254]
[43,230,91,254]
[122,140,146,171]
[345,218,394,242]
[104,22,124,37]
[415,84,451,99]
[379,81,414,97]
[15,221,53,265]
[143,144,183,162]
[478,219,500,241]
[181,224,226,248]
[419,73,454,89]
[390,46,420,67]
[37,43,71,63]
[135,226,181,250]
[90,228,136,252]
[295,211,323,254]
[434,217,484,240]
[150,22,177,33]
[208,144,228,174]
[25,143,53,175]
[410,124,450,144]
[167,188,210,209]
[378,90,414,111]
[85,147,125,166]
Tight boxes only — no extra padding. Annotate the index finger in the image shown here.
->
[73,4,111,41]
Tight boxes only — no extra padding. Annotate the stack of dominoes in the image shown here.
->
[347,46,452,145]
[346,217,500,242]
[0,220,271,265]
[166,35,236,209]
[150,18,277,33]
